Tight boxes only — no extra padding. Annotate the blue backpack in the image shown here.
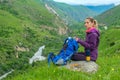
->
[48,37,79,66]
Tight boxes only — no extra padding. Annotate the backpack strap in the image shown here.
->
[48,52,55,67]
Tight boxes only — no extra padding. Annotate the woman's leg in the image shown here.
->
[71,52,86,61]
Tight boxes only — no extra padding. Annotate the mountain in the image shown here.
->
[95,5,120,26]
[0,0,68,75]
[86,4,115,14]
[43,0,97,25]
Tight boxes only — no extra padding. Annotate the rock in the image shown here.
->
[0,70,14,80]
[63,61,98,73]
[29,45,46,64]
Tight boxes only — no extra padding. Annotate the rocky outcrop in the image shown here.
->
[45,4,59,16]
[0,70,14,80]
[63,61,98,73]
[58,27,68,35]
[29,45,46,64]
[15,45,29,52]
[14,45,29,58]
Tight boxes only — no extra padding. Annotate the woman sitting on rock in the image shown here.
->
[71,17,100,62]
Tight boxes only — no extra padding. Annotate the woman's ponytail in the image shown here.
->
[93,19,98,29]
[86,17,98,29]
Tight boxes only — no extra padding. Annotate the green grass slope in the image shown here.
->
[99,28,120,56]
[4,28,120,80]
[0,0,68,75]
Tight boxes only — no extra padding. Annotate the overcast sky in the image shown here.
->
[53,0,120,6]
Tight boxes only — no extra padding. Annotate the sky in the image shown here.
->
[53,0,120,6]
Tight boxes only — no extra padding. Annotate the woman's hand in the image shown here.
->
[74,37,79,41]
[74,37,80,42]
[75,37,79,41]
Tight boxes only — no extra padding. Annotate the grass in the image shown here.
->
[0,0,68,75]
[3,28,120,80]
[4,53,120,80]
[98,28,120,57]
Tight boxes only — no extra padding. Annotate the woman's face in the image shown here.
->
[84,19,94,29]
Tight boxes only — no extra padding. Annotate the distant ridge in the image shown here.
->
[86,4,115,14]
[95,5,120,26]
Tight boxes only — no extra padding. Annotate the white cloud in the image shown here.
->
[114,1,120,5]
[53,0,120,6]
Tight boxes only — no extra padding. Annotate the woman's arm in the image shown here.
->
[77,33,97,49]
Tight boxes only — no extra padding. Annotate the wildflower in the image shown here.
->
[53,70,55,73]
[99,75,101,77]
[111,68,114,71]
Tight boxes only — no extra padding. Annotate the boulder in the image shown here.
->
[63,61,98,73]
[29,45,46,64]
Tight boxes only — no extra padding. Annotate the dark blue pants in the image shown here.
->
[71,52,86,61]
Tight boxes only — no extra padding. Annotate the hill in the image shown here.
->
[43,0,97,27]
[4,28,120,80]
[99,28,120,56]
[0,0,68,75]
[95,5,120,26]
[86,4,115,14]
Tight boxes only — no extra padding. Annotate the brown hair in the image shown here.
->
[86,17,98,28]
